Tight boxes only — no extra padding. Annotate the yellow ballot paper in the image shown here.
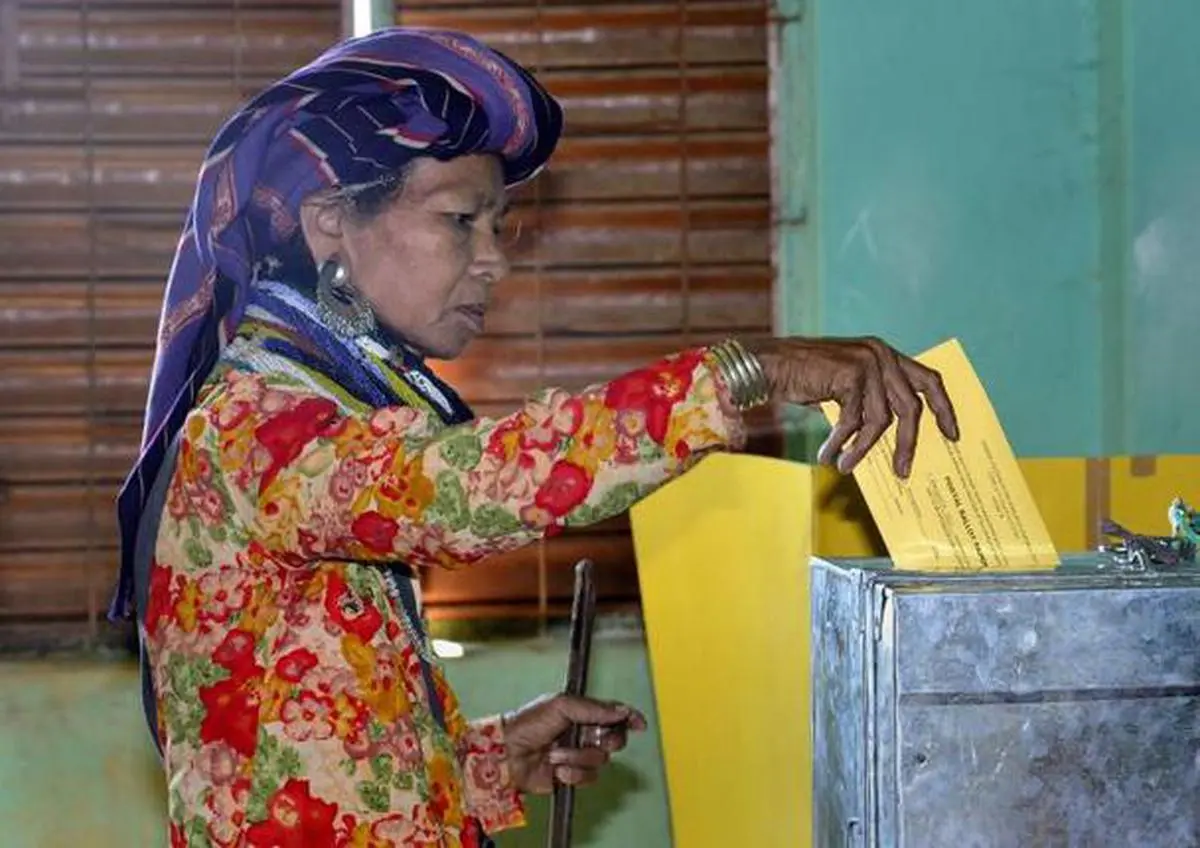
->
[631,454,813,848]
[823,338,1059,572]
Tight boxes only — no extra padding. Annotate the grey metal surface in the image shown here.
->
[812,562,869,848]
[812,556,1200,848]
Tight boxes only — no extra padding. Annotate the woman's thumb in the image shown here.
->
[553,695,632,727]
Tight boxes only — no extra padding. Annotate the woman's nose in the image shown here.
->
[471,225,510,281]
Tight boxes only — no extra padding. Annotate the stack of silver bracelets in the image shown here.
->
[708,338,771,412]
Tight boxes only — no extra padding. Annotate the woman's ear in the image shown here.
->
[299,196,346,266]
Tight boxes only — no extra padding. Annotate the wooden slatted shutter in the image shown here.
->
[0,0,341,650]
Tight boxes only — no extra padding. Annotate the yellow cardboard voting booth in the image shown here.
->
[631,453,814,847]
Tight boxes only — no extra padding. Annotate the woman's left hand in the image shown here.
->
[501,694,647,794]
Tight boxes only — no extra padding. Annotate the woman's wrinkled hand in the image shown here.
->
[501,694,647,795]
[747,336,960,478]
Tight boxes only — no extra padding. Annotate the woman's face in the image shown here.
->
[304,154,511,360]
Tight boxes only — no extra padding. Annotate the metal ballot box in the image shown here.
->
[811,556,1200,848]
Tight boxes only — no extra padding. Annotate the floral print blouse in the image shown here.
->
[144,320,744,847]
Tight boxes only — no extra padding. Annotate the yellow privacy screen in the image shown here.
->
[630,453,813,847]
[823,337,1059,572]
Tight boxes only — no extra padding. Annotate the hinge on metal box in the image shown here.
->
[872,589,890,643]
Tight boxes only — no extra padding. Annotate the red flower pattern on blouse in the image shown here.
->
[323,572,384,642]
[533,460,593,517]
[244,779,338,847]
[198,678,261,758]
[254,396,339,491]
[275,648,319,683]
[351,511,401,556]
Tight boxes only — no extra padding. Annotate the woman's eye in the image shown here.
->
[449,212,476,229]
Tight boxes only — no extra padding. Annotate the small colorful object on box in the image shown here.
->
[1100,497,1198,570]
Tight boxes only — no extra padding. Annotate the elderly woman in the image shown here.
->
[110,27,957,848]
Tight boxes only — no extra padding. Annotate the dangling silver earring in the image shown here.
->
[316,256,376,338]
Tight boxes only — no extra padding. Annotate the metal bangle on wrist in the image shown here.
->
[708,338,770,411]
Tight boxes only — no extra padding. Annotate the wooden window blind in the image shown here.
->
[0,0,341,650]
[0,0,775,649]
[401,1,777,623]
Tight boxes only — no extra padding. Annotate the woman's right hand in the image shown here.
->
[502,694,647,794]
[746,336,960,478]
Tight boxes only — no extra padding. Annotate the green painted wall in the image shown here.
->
[776,0,1200,458]
[0,635,671,848]
[1125,2,1200,453]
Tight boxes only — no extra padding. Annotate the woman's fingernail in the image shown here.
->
[549,749,570,765]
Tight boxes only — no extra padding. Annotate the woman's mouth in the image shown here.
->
[454,304,486,332]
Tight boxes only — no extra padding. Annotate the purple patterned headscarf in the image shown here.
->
[110,27,563,620]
